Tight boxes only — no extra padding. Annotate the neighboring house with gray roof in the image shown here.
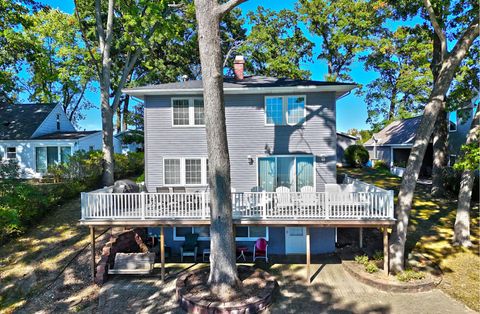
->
[336,132,358,166]
[0,103,121,178]
[364,105,476,176]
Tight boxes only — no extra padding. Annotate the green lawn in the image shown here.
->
[339,167,480,311]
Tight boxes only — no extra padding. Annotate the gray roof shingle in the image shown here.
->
[125,75,356,91]
[365,116,422,146]
[0,103,57,140]
[33,131,100,140]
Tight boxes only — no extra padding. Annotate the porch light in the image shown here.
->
[320,154,326,162]
[247,155,254,165]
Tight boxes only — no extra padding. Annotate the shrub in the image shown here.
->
[396,269,425,282]
[136,172,145,183]
[373,251,384,261]
[345,145,369,167]
[114,152,144,180]
[0,159,20,179]
[364,262,379,273]
[373,160,389,171]
[355,254,369,265]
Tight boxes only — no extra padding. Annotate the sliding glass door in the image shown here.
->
[36,146,72,173]
[258,155,314,192]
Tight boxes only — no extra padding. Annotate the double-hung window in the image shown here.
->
[172,98,204,126]
[265,96,306,126]
[6,147,17,160]
[163,157,207,186]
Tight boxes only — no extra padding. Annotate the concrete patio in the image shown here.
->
[97,257,474,314]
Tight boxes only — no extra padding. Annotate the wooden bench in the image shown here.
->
[108,252,156,275]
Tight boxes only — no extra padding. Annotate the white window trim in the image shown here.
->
[173,226,269,241]
[162,157,208,187]
[171,97,205,127]
[5,146,17,160]
[264,95,307,126]
[255,154,317,191]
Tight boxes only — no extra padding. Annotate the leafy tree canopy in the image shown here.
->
[239,6,313,79]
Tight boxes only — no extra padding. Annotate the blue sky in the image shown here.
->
[37,0,415,132]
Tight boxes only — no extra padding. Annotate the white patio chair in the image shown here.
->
[275,186,294,216]
[299,185,318,217]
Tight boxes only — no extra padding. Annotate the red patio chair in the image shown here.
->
[253,238,268,263]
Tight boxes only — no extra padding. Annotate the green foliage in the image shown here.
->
[396,269,425,282]
[0,160,20,179]
[21,9,96,124]
[373,160,389,171]
[454,139,480,172]
[441,167,479,201]
[0,150,144,244]
[362,26,432,128]
[355,254,369,265]
[364,261,379,273]
[298,0,390,82]
[239,7,313,79]
[114,152,144,180]
[136,172,145,183]
[373,251,384,261]
[345,145,369,167]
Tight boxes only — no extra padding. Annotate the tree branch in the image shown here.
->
[422,0,447,57]
[447,20,479,68]
[73,0,101,78]
[216,0,247,17]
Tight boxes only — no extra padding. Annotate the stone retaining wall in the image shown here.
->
[95,228,148,285]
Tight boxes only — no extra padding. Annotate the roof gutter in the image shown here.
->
[122,85,357,99]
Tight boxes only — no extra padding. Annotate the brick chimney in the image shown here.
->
[233,55,245,80]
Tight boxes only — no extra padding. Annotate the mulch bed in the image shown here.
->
[342,260,441,293]
[176,265,278,313]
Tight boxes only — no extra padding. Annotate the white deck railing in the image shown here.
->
[81,189,395,221]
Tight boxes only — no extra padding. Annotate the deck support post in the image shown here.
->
[383,227,389,276]
[161,226,165,282]
[359,227,363,248]
[90,226,96,282]
[306,227,311,284]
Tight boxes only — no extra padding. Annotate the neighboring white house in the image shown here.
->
[114,130,144,154]
[0,103,121,179]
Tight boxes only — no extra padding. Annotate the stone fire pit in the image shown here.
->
[176,266,278,313]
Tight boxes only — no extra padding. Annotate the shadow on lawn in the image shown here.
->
[339,167,480,271]
[0,198,110,313]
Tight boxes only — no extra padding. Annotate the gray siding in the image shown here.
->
[147,226,335,256]
[367,146,392,165]
[144,92,337,192]
[449,108,473,155]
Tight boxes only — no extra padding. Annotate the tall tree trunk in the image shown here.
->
[116,105,122,134]
[389,20,479,273]
[453,107,479,246]
[431,32,448,196]
[193,0,245,291]
[431,106,448,196]
[388,87,397,121]
[122,95,130,131]
[98,0,115,187]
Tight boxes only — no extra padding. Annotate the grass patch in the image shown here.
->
[339,167,480,311]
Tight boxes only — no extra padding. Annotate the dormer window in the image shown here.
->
[56,114,60,130]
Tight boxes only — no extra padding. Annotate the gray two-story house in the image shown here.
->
[81,59,395,280]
